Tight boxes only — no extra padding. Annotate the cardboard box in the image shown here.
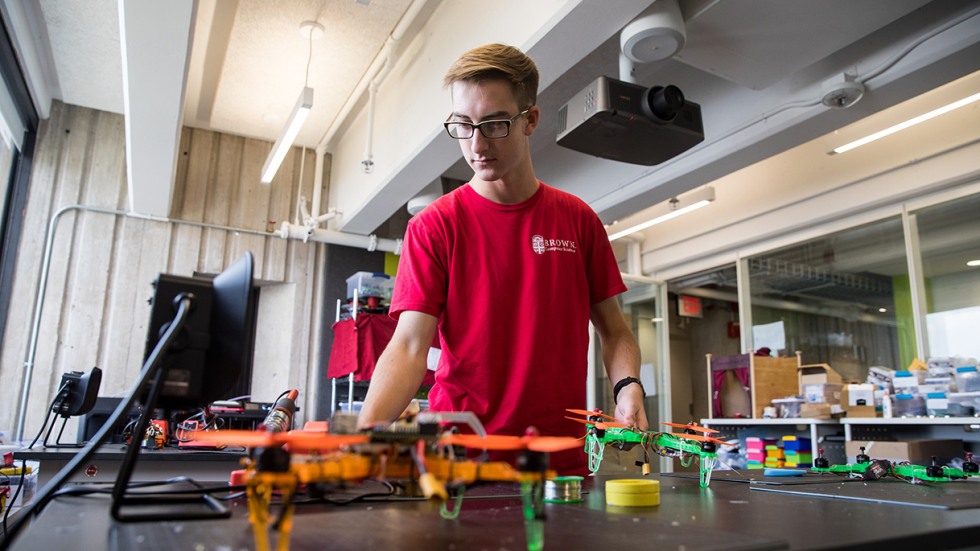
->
[841,384,877,417]
[798,364,842,390]
[845,439,964,464]
[800,403,843,419]
[843,384,875,406]
[843,406,876,417]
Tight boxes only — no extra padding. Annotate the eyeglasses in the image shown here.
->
[443,109,530,139]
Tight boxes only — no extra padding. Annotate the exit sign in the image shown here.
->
[678,295,703,318]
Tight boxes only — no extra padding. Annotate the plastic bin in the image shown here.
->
[948,391,980,414]
[926,392,948,416]
[346,271,393,301]
[892,393,926,417]
[0,461,38,509]
[954,366,980,392]
[772,397,804,418]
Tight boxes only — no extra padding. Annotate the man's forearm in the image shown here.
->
[356,344,428,429]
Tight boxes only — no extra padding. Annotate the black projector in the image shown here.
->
[556,76,704,165]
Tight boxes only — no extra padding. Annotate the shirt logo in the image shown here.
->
[531,234,578,254]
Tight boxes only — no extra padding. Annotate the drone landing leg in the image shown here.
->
[248,478,273,551]
[587,437,605,473]
[700,456,718,488]
[520,479,545,551]
[440,486,466,519]
[274,484,297,551]
[248,473,298,551]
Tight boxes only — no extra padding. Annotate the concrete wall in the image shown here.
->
[0,101,329,440]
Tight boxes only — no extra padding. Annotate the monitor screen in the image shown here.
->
[143,252,254,410]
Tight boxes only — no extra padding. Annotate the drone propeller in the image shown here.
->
[188,429,369,451]
[443,434,582,453]
[565,408,619,421]
[564,416,630,429]
[669,432,731,447]
[660,421,719,434]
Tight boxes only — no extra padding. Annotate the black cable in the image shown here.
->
[0,461,27,538]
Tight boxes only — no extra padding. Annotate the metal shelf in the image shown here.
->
[840,416,980,440]
[701,418,839,445]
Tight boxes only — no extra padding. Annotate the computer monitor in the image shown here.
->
[112,251,255,520]
[143,252,254,410]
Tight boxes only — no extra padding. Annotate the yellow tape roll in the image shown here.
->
[605,479,660,507]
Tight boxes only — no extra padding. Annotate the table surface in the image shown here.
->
[14,445,247,462]
[6,472,980,550]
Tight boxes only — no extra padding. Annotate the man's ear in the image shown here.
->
[524,105,541,135]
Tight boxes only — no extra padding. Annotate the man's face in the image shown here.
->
[448,79,537,184]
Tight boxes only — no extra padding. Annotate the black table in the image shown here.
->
[6,472,980,550]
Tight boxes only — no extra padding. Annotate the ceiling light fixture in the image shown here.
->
[967,259,980,267]
[607,186,715,241]
[830,91,980,155]
[261,21,322,184]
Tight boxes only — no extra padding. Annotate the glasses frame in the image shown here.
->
[443,109,531,140]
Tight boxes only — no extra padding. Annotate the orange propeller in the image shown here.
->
[188,429,369,451]
[442,434,583,453]
[442,434,527,450]
[565,408,619,421]
[668,432,731,447]
[660,421,719,434]
[525,436,584,453]
[564,416,631,429]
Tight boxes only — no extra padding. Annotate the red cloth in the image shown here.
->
[327,314,435,385]
[391,182,626,474]
[328,314,394,381]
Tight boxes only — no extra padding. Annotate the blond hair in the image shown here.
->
[443,43,539,110]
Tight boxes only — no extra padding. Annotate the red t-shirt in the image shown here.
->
[390,182,626,473]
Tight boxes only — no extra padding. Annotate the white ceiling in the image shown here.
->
[5,0,980,236]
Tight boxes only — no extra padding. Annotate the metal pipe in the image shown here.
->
[14,203,400,440]
[278,221,402,253]
[312,145,326,219]
[316,0,429,151]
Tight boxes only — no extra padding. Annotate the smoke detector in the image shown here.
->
[821,74,865,109]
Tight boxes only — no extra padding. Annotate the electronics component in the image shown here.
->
[263,390,299,433]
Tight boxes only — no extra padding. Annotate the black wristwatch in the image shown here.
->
[613,376,644,404]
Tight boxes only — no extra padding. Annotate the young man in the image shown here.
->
[357,43,646,473]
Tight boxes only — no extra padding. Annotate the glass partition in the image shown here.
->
[746,217,908,382]
[912,192,980,361]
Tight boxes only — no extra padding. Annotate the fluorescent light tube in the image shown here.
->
[607,187,715,241]
[831,91,980,155]
[261,87,314,183]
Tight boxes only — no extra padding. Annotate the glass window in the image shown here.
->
[913,192,980,360]
[0,124,15,219]
[747,217,907,382]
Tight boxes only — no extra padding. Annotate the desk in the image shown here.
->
[14,446,246,487]
[6,474,980,550]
